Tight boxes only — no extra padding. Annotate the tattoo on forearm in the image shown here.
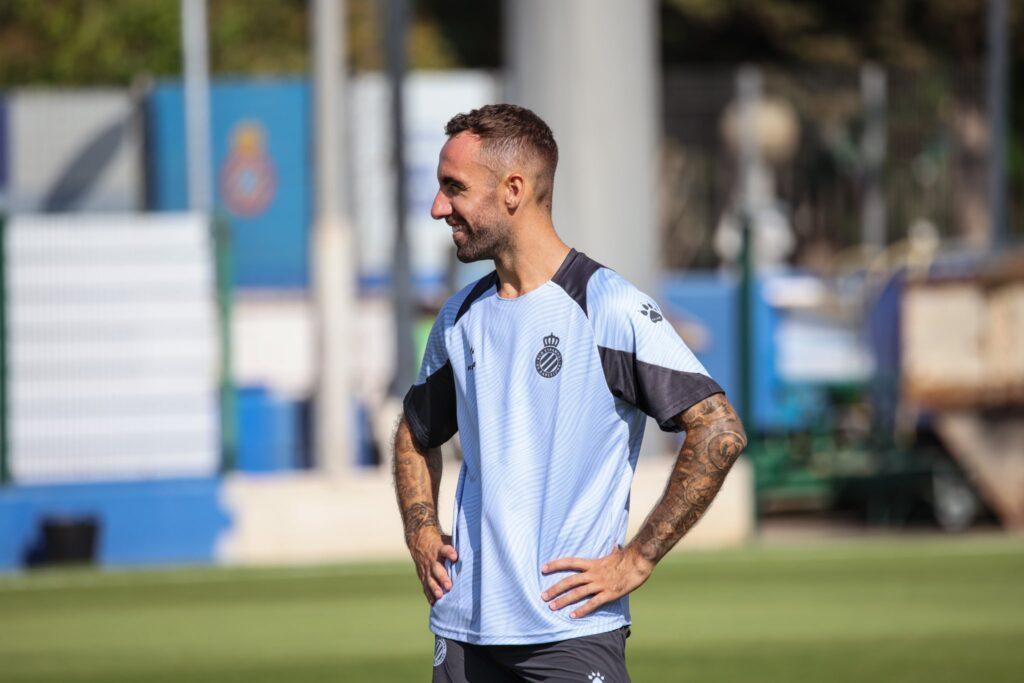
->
[392,415,444,546]
[401,501,440,542]
[629,394,747,565]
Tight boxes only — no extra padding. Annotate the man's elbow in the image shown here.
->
[731,412,749,451]
[720,398,748,456]
[679,393,748,465]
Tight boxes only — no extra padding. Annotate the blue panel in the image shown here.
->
[866,271,904,435]
[357,271,448,299]
[661,273,739,400]
[0,479,230,570]
[661,272,823,433]
[146,79,311,289]
[236,386,273,472]
[751,279,795,431]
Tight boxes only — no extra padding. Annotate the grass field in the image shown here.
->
[1,536,1022,682]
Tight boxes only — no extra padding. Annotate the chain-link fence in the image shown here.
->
[661,65,1015,271]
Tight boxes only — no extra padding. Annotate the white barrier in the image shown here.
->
[5,213,221,483]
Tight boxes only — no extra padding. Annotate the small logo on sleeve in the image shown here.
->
[639,302,663,323]
[535,333,563,378]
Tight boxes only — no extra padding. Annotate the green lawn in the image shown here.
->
[1,536,1022,682]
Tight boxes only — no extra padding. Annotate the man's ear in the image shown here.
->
[504,173,525,212]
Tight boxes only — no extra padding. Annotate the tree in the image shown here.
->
[0,0,501,86]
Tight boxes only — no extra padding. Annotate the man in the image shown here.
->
[393,104,746,682]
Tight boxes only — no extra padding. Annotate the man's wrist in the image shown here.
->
[405,524,442,550]
[401,501,441,547]
[623,542,656,576]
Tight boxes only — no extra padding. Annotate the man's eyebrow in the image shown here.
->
[438,174,465,186]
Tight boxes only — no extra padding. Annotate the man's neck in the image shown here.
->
[492,218,570,299]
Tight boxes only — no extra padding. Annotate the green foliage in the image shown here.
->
[0,0,501,86]
[209,0,309,76]
[0,1,1016,85]
[661,0,1007,68]
[0,0,181,85]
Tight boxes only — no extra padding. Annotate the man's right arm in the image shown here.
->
[393,414,457,605]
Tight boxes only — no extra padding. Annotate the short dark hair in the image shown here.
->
[444,104,558,209]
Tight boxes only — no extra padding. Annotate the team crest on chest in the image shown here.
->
[535,333,563,378]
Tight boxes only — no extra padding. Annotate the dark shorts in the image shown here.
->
[431,627,631,683]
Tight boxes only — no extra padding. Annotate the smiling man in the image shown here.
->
[393,104,747,682]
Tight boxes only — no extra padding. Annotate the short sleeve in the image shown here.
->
[593,275,724,432]
[402,314,458,449]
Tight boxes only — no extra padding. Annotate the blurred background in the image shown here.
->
[0,1,1022,681]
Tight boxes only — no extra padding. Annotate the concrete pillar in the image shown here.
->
[506,0,660,294]
[311,0,356,472]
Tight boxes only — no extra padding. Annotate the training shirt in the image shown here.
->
[403,248,723,645]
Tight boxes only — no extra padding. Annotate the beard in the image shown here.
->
[449,210,512,263]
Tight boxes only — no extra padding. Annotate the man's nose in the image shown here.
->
[431,190,451,220]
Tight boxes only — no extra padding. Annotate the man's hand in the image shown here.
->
[540,394,745,619]
[540,545,654,618]
[409,529,458,606]
[393,415,455,606]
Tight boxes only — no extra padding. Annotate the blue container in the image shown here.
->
[661,271,825,434]
[236,386,304,472]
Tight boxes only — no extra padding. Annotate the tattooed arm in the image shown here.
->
[627,393,747,565]
[393,414,458,605]
[393,414,442,544]
[541,393,747,617]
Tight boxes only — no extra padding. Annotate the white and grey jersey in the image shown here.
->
[404,248,723,645]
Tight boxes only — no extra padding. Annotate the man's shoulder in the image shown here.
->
[550,248,647,320]
[437,271,498,328]
[583,264,650,321]
[579,263,674,355]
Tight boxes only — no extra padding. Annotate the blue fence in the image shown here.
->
[147,79,312,289]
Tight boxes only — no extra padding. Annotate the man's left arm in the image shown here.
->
[541,392,747,617]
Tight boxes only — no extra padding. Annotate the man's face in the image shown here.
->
[430,132,512,263]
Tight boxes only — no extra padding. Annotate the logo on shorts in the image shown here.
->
[639,302,663,323]
[433,638,447,667]
[535,333,563,378]
[587,672,605,683]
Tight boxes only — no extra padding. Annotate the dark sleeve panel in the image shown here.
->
[598,346,724,432]
[402,360,458,449]
[455,271,498,323]
[551,248,604,316]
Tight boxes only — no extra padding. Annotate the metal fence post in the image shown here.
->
[214,215,236,473]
